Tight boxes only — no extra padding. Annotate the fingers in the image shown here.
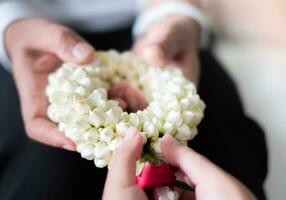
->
[133,25,181,66]
[42,26,95,64]
[160,134,224,186]
[14,53,76,151]
[107,128,144,187]
[110,97,127,110]
[22,19,95,64]
[26,117,76,151]
[109,82,148,112]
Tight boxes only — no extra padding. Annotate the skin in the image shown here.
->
[5,10,200,151]
[5,19,146,151]
[134,0,201,85]
[103,130,257,200]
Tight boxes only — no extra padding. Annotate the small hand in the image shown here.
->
[133,15,201,85]
[103,128,147,200]
[160,135,257,200]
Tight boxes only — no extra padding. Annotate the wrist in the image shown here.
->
[133,1,208,48]
[0,1,42,71]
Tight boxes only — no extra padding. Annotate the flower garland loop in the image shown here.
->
[47,50,205,167]
[46,50,205,199]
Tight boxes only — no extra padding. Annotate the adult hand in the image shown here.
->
[5,19,145,151]
[103,128,147,200]
[160,134,257,200]
[133,15,201,85]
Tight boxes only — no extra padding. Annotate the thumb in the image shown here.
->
[29,21,95,64]
[107,128,144,187]
[140,29,181,66]
[160,134,225,186]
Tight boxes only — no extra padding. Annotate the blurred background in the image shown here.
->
[204,0,286,199]
[1,0,285,199]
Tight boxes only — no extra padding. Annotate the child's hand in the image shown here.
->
[103,131,256,200]
[103,128,147,200]
[160,135,257,200]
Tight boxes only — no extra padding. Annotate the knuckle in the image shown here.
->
[57,28,74,45]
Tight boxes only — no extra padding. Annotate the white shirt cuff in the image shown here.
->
[0,1,41,72]
[133,2,209,49]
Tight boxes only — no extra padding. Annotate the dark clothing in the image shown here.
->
[0,28,267,200]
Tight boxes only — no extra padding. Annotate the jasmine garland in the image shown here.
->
[46,50,205,168]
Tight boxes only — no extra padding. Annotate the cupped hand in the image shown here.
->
[6,19,96,150]
[5,19,146,151]
[133,15,201,85]
[160,135,257,200]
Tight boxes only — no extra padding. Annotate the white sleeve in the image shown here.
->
[0,1,42,72]
[133,1,209,49]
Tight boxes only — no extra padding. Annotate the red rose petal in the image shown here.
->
[136,162,177,190]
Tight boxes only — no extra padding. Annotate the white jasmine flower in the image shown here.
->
[82,129,99,143]
[100,127,115,143]
[46,50,205,174]
[182,111,194,124]
[176,124,192,141]
[163,122,176,135]
[104,109,119,126]
[180,98,191,110]
[77,143,95,160]
[75,86,86,96]
[62,80,76,93]
[94,159,108,168]
[129,113,140,128]
[89,111,104,128]
[73,68,87,80]
[166,111,182,127]
[168,82,184,98]
[167,100,181,111]
[143,122,159,139]
[151,117,163,131]
[87,89,107,105]
[94,142,111,160]
[78,77,91,87]
[116,121,129,136]
[154,186,179,200]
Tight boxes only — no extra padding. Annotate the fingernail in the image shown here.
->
[72,42,94,60]
[125,127,138,141]
[161,134,178,147]
[63,144,75,151]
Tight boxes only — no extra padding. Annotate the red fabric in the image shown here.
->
[136,162,177,190]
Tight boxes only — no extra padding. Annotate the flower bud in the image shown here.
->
[176,124,192,141]
[94,142,111,160]
[166,111,182,127]
[100,127,115,143]
[89,111,104,128]
[116,121,129,136]
[94,159,108,168]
